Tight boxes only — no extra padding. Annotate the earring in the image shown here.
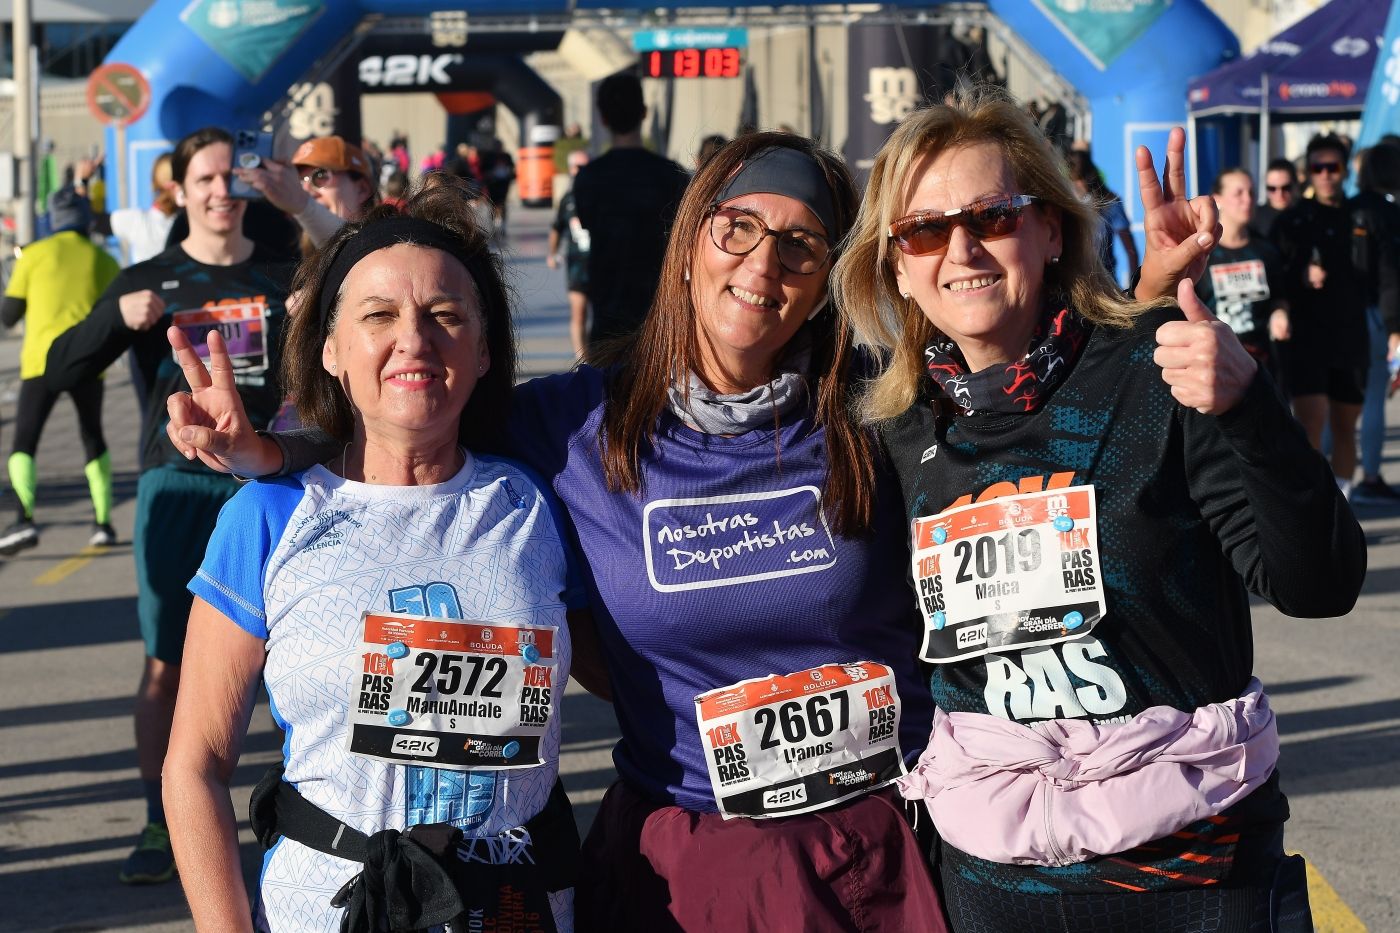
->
[900,292,911,299]
[1049,256,1061,265]
[807,295,830,321]
[683,268,691,283]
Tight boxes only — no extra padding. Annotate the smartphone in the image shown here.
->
[230,129,275,199]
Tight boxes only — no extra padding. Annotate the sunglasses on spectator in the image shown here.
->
[1309,161,1343,176]
[888,194,1039,257]
[1266,184,1293,193]
[706,205,831,275]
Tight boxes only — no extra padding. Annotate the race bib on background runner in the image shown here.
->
[695,662,905,820]
[171,300,268,372]
[911,486,1107,663]
[348,612,557,770]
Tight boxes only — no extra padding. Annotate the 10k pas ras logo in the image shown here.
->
[641,487,837,592]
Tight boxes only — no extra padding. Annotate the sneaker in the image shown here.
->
[1351,477,1400,505]
[118,822,176,884]
[0,519,38,557]
[89,523,119,547]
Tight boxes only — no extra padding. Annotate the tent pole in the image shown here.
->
[1187,113,1198,198]
[1258,73,1270,192]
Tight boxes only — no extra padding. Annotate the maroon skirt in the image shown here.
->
[576,779,948,932]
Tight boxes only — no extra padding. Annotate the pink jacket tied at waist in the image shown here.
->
[897,678,1278,867]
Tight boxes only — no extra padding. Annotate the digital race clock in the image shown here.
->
[643,47,743,79]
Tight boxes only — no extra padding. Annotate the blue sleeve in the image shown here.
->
[188,477,305,638]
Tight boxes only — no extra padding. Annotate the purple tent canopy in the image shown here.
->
[1188,0,1388,116]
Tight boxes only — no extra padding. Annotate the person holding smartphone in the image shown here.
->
[42,126,296,886]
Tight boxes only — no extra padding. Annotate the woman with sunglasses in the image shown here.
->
[232,136,379,251]
[831,88,1365,933]
[1271,133,1371,500]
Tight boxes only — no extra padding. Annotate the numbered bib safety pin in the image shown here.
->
[694,661,906,821]
[347,611,559,771]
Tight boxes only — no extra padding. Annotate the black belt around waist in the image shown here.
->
[249,763,578,933]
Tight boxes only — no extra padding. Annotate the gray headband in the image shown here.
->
[713,146,837,238]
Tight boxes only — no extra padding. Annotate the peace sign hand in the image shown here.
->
[1135,127,1221,301]
[1153,279,1258,415]
[165,326,283,476]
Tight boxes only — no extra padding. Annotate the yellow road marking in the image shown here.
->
[33,545,103,586]
[1295,852,1367,932]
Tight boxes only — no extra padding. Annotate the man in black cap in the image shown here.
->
[571,72,690,355]
[0,187,120,555]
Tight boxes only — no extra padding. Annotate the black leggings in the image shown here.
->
[12,376,106,461]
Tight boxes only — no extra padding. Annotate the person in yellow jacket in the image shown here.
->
[0,187,120,554]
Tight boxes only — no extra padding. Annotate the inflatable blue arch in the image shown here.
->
[105,0,1236,238]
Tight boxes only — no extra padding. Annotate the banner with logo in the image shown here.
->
[1358,0,1400,150]
[842,21,993,183]
[180,0,325,84]
[1030,0,1171,71]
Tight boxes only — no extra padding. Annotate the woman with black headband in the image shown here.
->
[161,180,582,932]
[163,131,1220,930]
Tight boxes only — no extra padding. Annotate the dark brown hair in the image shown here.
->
[280,176,517,448]
[597,131,873,536]
[171,127,233,184]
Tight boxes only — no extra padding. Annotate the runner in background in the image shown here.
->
[1195,167,1289,381]
[1253,157,1297,239]
[570,72,690,355]
[1272,134,1370,499]
[547,150,591,358]
[42,126,295,886]
[0,187,120,556]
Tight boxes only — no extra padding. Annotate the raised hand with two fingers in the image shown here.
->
[1154,279,1258,415]
[166,326,283,476]
[1135,127,1222,301]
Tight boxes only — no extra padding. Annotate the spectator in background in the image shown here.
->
[548,149,592,357]
[1272,133,1369,499]
[1067,149,1139,284]
[0,187,120,556]
[110,152,181,454]
[1253,157,1297,239]
[1350,142,1400,504]
[228,135,376,253]
[381,170,409,209]
[111,153,178,266]
[572,72,690,353]
[695,133,727,170]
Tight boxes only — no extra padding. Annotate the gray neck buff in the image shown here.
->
[667,330,813,435]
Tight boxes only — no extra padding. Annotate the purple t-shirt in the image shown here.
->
[509,366,933,812]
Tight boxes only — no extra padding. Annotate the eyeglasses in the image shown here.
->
[887,194,1039,257]
[1309,161,1343,176]
[706,206,831,275]
[1265,184,1293,193]
[299,167,340,189]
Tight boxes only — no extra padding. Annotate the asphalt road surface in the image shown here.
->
[0,207,1393,932]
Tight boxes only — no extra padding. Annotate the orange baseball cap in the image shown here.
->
[292,136,376,191]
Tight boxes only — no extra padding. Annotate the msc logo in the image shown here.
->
[864,67,919,125]
[391,735,440,757]
[763,783,809,810]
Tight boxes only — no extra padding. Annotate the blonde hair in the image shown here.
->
[831,84,1158,423]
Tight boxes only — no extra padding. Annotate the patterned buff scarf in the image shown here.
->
[924,306,1090,416]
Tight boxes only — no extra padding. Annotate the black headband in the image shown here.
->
[713,146,837,238]
[318,215,471,329]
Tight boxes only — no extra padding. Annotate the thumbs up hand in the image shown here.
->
[1153,278,1258,415]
